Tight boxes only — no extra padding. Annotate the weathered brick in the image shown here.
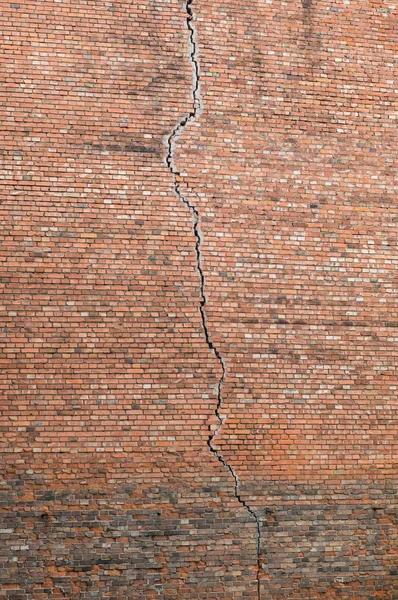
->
[0,0,397,598]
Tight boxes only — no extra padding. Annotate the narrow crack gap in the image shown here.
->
[165,2,262,597]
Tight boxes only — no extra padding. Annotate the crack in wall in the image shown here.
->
[165,1,262,597]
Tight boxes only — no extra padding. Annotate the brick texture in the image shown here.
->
[1,0,397,598]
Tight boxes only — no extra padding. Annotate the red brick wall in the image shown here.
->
[1,0,397,598]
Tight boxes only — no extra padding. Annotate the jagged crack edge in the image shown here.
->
[165,2,261,598]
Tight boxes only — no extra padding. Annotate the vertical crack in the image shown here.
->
[165,1,262,597]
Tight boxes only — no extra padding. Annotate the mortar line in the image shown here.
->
[165,2,262,597]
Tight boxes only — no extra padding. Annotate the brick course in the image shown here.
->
[1,0,397,598]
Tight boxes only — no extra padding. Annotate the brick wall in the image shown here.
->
[1,0,397,598]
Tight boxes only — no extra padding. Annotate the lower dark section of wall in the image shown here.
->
[0,478,257,599]
[1,473,397,599]
[260,502,398,599]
